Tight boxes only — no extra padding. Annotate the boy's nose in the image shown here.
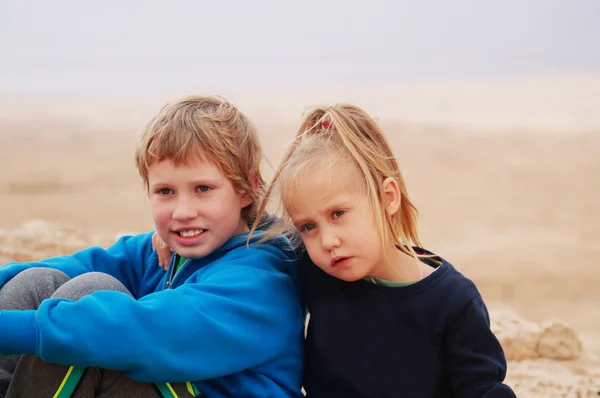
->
[172,197,199,220]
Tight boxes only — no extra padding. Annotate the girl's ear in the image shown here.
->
[382,177,401,216]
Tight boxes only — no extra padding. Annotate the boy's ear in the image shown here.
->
[250,169,260,190]
[382,177,401,216]
[241,195,253,208]
[240,169,260,208]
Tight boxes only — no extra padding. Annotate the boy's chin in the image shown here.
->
[172,245,208,259]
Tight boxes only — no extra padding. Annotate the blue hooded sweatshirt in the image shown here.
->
[0,230,305,397]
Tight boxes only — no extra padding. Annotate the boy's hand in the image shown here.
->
[152,232,173,271]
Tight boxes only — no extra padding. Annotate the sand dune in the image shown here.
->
[2,76,600,134]
[1,76,599,395]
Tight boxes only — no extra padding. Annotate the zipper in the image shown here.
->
[166,257,190,289]
[164,254,177,289]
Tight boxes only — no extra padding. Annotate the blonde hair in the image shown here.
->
[135,95,265,222]
[252,104,422,259]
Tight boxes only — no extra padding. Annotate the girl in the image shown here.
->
[155,104,516,397]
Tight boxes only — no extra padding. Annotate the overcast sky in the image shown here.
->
[1,0,599,99]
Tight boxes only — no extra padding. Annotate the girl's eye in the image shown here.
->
[332,210,345,219]
[158,188,172,195]
[300,224,316,233]
[197,185,211,193]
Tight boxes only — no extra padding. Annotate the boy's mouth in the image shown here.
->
[175,229,206,237]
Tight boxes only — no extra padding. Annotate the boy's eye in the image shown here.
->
[196,185,211,193]
[157,188,172,195]
[332,210,345,219]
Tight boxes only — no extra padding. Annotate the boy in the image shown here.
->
[0,96,305,397]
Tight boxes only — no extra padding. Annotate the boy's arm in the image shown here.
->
[443,294,517,397]
[0,247,303,383]
[0,232,155,297]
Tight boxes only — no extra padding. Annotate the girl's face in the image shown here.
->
[285,163,403,282]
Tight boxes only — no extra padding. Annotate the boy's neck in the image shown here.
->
[234,219,250,235]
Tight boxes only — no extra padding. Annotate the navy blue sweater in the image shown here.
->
[301,251,516,398]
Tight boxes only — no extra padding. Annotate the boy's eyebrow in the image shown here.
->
[149,178,222,188]
[148,181,170,189]
[188,178,221,185]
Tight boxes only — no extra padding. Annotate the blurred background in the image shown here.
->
[1,0,599,394]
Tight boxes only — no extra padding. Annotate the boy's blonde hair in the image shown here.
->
[252,104,421,259]
[135,95,265,222]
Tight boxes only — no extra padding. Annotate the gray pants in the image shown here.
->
[0,268,196,398]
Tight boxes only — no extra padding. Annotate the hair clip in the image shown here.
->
[321,119,332,130]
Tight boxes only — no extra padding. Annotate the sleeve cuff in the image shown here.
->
[0,310,38,355]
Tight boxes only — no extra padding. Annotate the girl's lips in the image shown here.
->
[331,256,352,267]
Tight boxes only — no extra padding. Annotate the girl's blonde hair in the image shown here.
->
[251,104,422,259]
[135,95,265,222]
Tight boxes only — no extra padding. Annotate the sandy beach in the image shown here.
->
[1,76,599,395]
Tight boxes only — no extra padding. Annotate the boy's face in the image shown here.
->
[148,156,251,260]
